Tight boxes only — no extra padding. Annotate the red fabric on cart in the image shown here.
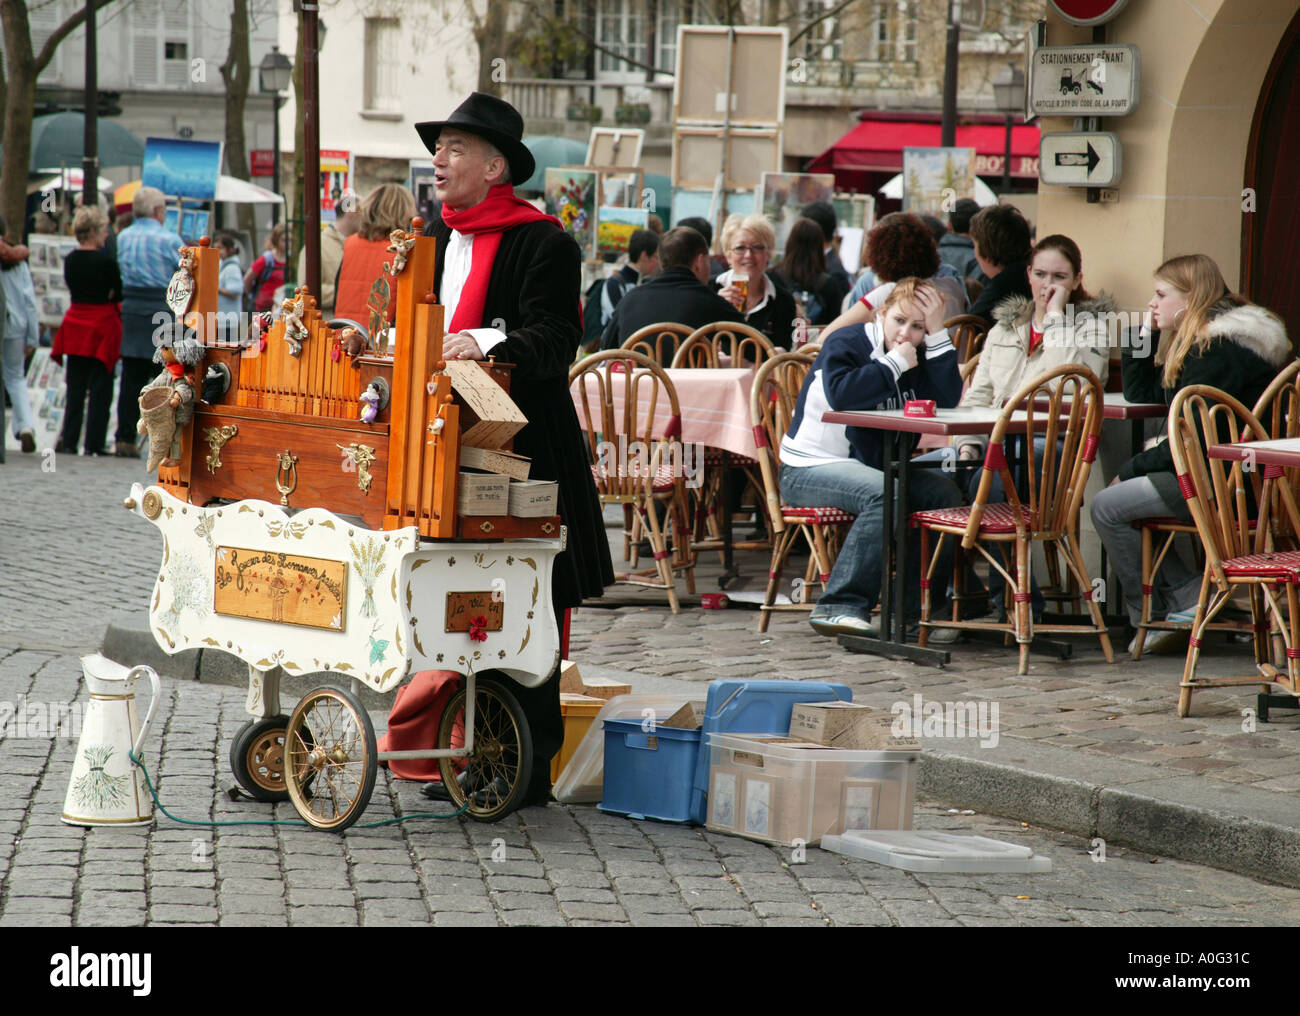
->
[377,670,463,781]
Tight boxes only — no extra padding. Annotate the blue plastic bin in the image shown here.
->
[598,718,702,823]
[689,679,852,824]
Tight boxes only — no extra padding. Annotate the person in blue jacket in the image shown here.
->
[780,277,964,640]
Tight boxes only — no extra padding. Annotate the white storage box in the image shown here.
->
[458,471,509,515]
[704,732,918,846]
[820,830,1053,873]
[508,479,558,517]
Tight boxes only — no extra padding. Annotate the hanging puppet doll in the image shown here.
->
[138,330,205,472]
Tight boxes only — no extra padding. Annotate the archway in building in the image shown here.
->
[1243,5,1300,346]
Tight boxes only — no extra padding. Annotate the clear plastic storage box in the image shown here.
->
[704,732,918,846]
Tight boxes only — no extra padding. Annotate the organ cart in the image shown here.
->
[122,221,565,829]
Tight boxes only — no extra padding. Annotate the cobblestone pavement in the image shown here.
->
[3,654,1300,929]
[3,455,1300,926]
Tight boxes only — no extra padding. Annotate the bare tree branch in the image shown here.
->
[35,0,123,75]
[788,0,861,47]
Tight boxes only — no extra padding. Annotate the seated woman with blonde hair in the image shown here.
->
[1091,253,1290,651]
[713,212,796,349]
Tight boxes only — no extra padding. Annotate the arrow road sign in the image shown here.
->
[1040,133,1121,187]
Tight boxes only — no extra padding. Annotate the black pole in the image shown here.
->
[940,0,959,147]
[82,0,98,213]
[301,3,321,301]
[271,96,281,227]
[1002,114,1012,194]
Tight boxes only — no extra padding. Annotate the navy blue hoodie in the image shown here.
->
[781,320,962,471]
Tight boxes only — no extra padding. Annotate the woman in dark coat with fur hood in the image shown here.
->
[1091,253,1292,647]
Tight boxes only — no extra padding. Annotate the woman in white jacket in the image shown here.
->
[0,213,40,453]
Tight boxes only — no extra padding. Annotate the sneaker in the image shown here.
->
[909,624,964,645]
[1165,608,1198,625]
[809,614,877,638]
[18,429,35,454]
[1129,627,1188,655]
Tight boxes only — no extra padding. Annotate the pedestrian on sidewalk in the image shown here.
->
[0,213,40,453]
[243,224,286,314]
[51,207,122,456]
[114,186,182,458]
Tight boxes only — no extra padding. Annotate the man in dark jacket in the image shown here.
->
[966,204,1032,326]
[601,226,742,355]
[416,92,614,808]
[938,198,986,283]
[599,228,659,328]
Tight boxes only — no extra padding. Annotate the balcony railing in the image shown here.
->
[504,78,674,127]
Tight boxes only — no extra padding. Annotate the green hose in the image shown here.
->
[129,749,469,827]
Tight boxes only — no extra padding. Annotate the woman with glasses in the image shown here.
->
[714,213,796,350]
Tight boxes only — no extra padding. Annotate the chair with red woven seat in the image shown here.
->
[1167,385,1300,717]
[749,350,853,632]
[569,349,695,613]
[912,364,1114,674]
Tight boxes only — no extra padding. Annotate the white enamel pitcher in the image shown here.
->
[62,654,161,827]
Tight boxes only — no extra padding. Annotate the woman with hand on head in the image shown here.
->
[779,278,965,641]
[713,212,796,350]
[820,212,967,338]
[1091,254,1291,651]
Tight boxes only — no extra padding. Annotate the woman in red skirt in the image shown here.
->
[53,207,122,455]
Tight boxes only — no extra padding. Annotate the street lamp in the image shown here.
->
[993,62,1026,195]
[259,45,293,226]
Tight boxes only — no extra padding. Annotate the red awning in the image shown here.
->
[809,116,1042,179]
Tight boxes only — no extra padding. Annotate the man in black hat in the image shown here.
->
[414,92,614,810]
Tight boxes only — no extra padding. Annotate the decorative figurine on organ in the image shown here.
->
[138,332,204,472]
[281,291,308,357]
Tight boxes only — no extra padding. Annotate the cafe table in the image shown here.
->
[820,405,1075,667]
[569,365,760,583]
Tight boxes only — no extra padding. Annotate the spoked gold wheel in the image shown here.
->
[437,676,534,822]
[229,716,310,802]
[285,687,376,832]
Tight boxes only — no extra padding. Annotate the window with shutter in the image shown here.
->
[364,17,400,111]
[132,0,162,88]
[32,0,63,85]
[162,0,190,88]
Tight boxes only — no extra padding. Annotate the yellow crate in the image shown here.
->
[552,694,605,783]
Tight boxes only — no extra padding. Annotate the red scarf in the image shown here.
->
[165,361,187,379]
[442,184,561,333]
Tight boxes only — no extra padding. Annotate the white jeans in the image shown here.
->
[1089,475,1203,626]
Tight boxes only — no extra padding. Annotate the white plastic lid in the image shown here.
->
[821,830,1053,873]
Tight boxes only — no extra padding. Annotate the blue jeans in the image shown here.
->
[2,331,35,437]
[780,457,963,622]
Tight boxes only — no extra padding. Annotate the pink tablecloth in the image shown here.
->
[570,366,758,459]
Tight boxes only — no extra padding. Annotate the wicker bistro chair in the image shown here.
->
[749,350,856,632]
[569,350,696,613]
[622,322,694,367]
[912,365,1114,675]
[672,321,778,568]
[1167,385,1300,717]
[943,314,989,364]
[1128,361,1300,659]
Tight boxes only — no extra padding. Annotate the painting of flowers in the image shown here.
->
[544,167,598,261]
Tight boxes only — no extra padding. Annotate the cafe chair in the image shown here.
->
[912,364,1114,675]
[1254,359,1300,544]
[621,322,693,367]
[673,321,777,568]
[1167,385,1300,718]
[569,350,695,613]
[942,314,989,364]
[672,321,776,369]
[749,350,853,632]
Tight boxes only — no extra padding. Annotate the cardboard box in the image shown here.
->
[790,702,875,749]
[460,444,532,481]
[789,702,921,751]
[508,479,558,517]
[661,701,704,730]
[444,359,528,449]
[457,471,509,515]
[557,660,632,701]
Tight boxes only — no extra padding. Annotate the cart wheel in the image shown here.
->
[230,716,299,802]
[284,687,376,832]
[437,676,534,822]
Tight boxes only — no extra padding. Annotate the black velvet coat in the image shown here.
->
[426,218,614,609]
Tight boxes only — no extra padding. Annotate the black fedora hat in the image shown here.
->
[415,92,535,186]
